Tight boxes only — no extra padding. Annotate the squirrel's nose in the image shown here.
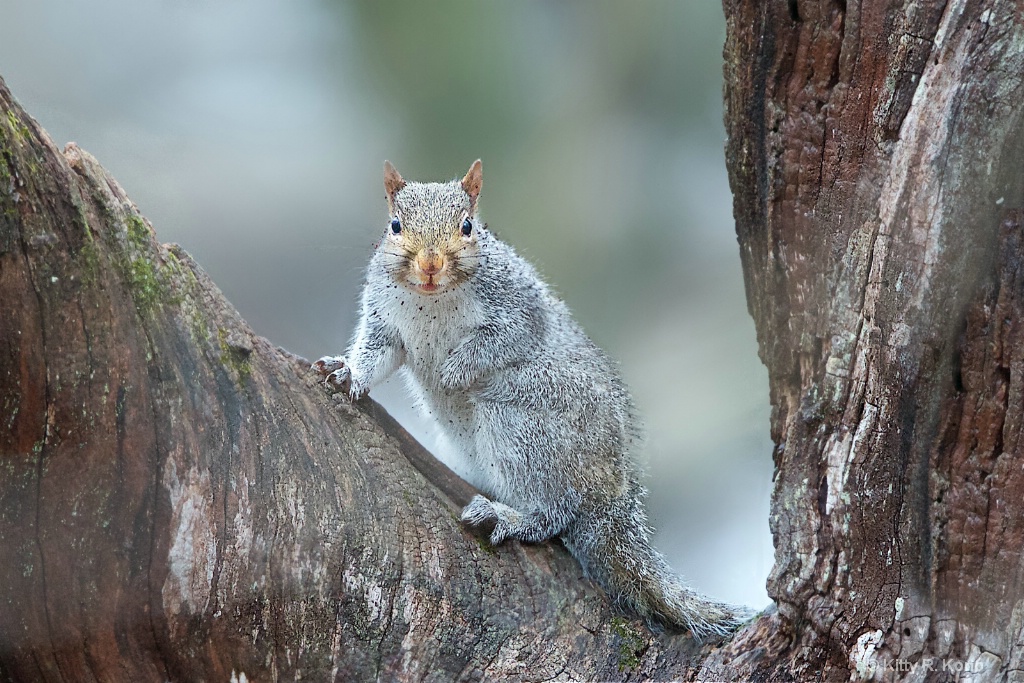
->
[416,249,445,276]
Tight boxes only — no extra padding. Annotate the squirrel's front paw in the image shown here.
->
[311,356,354,396]
[440,353,476,390]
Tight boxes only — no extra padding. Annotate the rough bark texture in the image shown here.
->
[0,78,722,682]
[3,0,1024,677]
[720,0,1024,680]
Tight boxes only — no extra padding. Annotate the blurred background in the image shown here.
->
[0,0,773,608]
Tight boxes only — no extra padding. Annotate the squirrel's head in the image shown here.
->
[378,160,484,295]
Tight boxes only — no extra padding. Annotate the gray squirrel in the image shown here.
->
[313,160,751,638]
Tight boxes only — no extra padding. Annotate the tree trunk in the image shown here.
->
[719,0,1024,679]
[2,0,1023,677]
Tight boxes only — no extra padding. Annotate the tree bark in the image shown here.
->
[719,0,1024,680]
[2,0,1023,677]
[0,78,717,682]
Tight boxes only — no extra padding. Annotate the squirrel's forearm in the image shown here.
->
[346,315,404,391]
[441,312,542,388]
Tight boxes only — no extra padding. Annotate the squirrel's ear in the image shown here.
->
[461,159,483,207]
[383,160,406,209]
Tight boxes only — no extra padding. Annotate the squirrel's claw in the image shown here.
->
[309,356,346,376]
[325,368,353,394]
[312,356,353,395]
[312,355,345,375]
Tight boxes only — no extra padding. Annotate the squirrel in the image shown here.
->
[313,160,752,638]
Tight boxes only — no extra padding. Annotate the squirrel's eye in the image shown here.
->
[461,218,473,236]
[390,218,402,234]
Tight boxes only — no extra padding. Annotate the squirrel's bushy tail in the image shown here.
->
[562,485,752,639]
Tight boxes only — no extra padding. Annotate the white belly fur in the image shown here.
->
[385,286,493,492]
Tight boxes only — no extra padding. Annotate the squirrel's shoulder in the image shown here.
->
[477,234,599,347]
[472,234,565,309]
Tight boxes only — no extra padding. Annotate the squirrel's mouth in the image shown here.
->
[408,262,461,294]
[411,273,444,294]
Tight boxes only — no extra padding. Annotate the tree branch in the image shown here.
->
[6,0,1023,677]
[0,75,752,682]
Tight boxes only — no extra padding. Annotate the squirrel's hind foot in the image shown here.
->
[460,494,527,546]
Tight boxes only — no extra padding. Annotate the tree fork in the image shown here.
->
[2,0,1024,677]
